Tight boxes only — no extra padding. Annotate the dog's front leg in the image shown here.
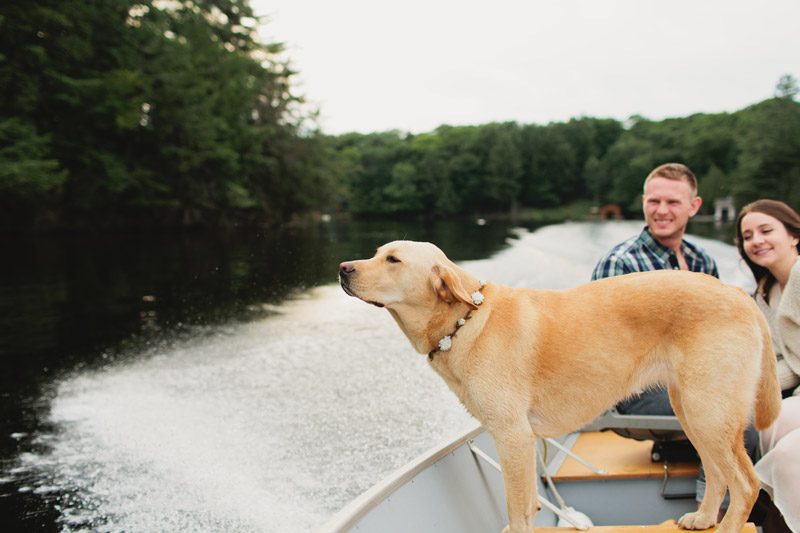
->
[490,423,538,533]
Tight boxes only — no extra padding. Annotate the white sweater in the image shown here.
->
[756,257,800,395]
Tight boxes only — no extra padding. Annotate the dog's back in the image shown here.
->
[476,270,782,435]
[586,271,781,432]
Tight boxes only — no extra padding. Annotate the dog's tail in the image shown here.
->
[753,310,782,431]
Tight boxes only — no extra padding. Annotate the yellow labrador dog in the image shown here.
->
[339,240,782,533]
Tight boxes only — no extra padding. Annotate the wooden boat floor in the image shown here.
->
[533,521,756,532]
[551,431,700,481]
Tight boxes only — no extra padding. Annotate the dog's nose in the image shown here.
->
[339,262,356,276]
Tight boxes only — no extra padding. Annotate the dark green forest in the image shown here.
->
[2,0,799,231]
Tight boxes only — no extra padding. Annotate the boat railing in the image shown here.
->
[582,407,684,432]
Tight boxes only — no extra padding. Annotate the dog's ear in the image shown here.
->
[429,264,478,310]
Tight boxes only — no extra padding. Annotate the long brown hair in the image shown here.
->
[735,199,800,298]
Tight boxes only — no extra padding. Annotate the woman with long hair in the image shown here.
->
[735,199,800,532]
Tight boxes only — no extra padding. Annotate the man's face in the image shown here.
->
[642,177,701,242]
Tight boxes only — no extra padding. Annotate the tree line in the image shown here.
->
[1,1,799,230]
[334,93,800,218]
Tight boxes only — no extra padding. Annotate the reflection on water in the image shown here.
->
[0,219,751,532]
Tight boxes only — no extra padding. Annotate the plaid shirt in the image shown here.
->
[591,226,719,280]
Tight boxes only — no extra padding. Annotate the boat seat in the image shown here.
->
[582,407,696,462]
[547,433,707,524]
[551,431,699,482]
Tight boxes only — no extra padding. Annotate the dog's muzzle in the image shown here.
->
[339,262,357,297]
[339,262,384,307]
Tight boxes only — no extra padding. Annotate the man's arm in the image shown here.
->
[708,262,720,278]
[591,252,633,281]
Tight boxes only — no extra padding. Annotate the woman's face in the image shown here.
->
[740,211,799,271]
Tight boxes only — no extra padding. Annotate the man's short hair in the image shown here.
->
[643,163,698,195]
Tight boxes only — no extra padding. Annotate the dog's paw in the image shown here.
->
[677,511,717,530]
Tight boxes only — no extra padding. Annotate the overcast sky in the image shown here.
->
[251,0,800,135]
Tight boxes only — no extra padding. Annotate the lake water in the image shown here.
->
[0,218,753,532]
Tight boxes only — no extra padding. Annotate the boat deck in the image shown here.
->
[534,522,756,532]
[552,430,699,481]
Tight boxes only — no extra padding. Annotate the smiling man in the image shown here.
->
[592,162,718,279]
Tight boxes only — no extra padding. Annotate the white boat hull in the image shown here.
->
[319,425,700,532]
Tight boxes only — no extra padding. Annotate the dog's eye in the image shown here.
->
[386,255,400,264]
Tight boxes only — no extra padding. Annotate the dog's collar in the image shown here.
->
[428,282,486,360]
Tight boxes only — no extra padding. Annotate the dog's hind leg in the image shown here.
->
[671,387,759,533]
[714,436,760,533]
[669,386,726,530]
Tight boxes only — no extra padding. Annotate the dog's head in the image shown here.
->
[339,241,480,352]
